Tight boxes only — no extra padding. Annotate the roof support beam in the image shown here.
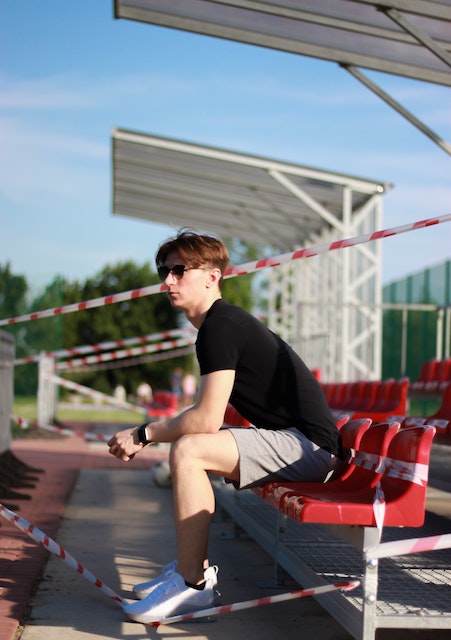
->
[268,169,344,235]
[350,0,451,21]
[382,7,451,69]
[342,64,451,156]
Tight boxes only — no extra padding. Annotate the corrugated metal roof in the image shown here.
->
[113,128,391,250]
[114,0,451,86]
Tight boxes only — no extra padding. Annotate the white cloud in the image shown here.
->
[0,70,200,111]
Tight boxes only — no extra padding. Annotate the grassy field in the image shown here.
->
[12,396,144,437]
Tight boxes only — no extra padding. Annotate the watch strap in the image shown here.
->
[137,424,150,445]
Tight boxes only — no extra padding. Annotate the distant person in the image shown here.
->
[181,372,197,407]
[113,385,126,404]
[108,229,343,624]
[137,381,153,406]
[170,367,182,406]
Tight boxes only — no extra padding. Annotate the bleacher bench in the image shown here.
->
[213,421,451,640]
[410,358,451,395]
[146,390,179,418]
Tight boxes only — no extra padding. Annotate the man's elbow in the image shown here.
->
[204,418,224,434]
[199,412,225,434]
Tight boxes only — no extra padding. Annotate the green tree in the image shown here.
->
[222,237,261,313]
[0,262,33,394]
[0,262,28,318]
[12,276,67,395]
[61,260,183,395]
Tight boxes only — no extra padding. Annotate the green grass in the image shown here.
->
[12,395,144,436]
[13,396,38,421]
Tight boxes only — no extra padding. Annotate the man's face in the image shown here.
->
[160,251,210,311]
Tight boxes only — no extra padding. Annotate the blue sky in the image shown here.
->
[1,1,450,300]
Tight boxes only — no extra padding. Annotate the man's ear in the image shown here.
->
[206,267,222,287]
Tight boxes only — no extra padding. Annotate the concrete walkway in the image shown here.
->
[2,429,451,640]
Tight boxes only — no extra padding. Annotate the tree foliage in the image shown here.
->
[0,262,28,317]
[0,262,33,394]
[63,260,182,395]
[2,244,262,399]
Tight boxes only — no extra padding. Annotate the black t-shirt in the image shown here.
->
[196,299,343,457]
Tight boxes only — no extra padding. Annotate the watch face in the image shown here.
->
[139,426,147,444]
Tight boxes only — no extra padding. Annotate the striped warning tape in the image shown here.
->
[2,213,450,326]
[43,374,147,414]
[0,501,359,622]
[11,415,113,442]
[0,503,127,608]
[365,533,451,561]
[65,345,195,373]
[350,450,429,486]
[55,336,195,370]
[14,328,195,365]
[150,579,360,627]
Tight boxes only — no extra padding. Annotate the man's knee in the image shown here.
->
[169,434,198,469]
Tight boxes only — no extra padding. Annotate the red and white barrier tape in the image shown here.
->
[68,345,195,373]
[350,450,429,487]
[56,337,195,370]
[0,498,359,620]
[0,503,127,608]
[14,328,195,365]
[2,214,450,326]
[373,483,385,535]
[11,415,112,442]
[0,282,164,326]
[44,374,146,414]
[151,579,360,627]
[388,415,449,433]
[365,533,451,561]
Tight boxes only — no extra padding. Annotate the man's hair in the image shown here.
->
[156,228,230,286]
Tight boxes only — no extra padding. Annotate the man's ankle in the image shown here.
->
[185,579,206,591]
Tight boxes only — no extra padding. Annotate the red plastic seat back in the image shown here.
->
[347,381,365,410]
[358,381,377,410]
[381,425,436,527]
[386,378,409,413]
[437,358,451,387]
[339,418,372,450]
[321,382,334,404]
[224,403,252,427]
[419,359,437,383]
[336,415,350,430]
[432,359,450,384]
[369,379,395,411]
[428,383,451,420]
[330,383,346,409]
[345,421,400,488]
[337,382,351,409]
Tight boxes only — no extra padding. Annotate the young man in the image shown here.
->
[108,229,343,624]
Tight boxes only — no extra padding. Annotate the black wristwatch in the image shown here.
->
[137,424,151,445]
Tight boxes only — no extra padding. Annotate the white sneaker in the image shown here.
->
[124,566,218,624]
[133,560,177,599]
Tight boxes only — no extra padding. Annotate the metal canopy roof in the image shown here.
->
[114,0,451,86]
[112,128,391,250]
[114,0,451,154]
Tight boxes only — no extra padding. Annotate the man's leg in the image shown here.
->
[169,429,240,585]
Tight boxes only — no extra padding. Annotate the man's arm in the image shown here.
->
[107,369,235,461]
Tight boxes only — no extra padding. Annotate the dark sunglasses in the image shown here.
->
[157,264,209,281]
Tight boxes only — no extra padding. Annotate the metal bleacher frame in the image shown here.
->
[213,479,451,640]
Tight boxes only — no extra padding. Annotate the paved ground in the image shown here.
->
[1,424,450,640]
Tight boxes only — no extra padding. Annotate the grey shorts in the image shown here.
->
[227,426,337,490]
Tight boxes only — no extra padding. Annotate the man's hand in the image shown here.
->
[107,426,144,462]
